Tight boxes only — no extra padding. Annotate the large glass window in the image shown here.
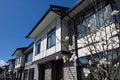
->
[77,5,110,38]
[26,52,33,62]
[79,48,119,80]
[47,28,56,48]
[35,40,41,55]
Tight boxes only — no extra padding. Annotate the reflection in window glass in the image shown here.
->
[77,6,109,38]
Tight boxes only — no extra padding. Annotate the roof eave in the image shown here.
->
[26,5,69,38]
[66,0,85,14]
[12,47,27,56]
[25,9,51,38]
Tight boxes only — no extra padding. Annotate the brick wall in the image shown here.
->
[45,61,52,80]
[63,60,77,80]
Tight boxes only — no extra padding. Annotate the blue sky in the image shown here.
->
[0,0,77,62]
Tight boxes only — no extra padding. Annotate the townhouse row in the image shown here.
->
[4,0,120,80]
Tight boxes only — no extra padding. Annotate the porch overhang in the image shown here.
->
[32,51,69,64]
[15,66,24,71]
[7,59,15,63]
[12,47,26,56]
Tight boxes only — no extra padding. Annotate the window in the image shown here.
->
[35,40,41,55]
[79,57,95,80]
[97,8,109,27]
[16,57,21,65]
[23,69,34,80]
[23,70,28,80]
[29,68,34,80]
[77,5,110,38]
[79,48,119,64]
[47,28,56,48]
[111,3,120,22]
[78,48,119,80]
[26,52,33,62]
[79,57,89,65]
[77,20,90,38]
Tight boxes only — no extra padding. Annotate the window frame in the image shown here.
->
[47,27,56,49]
[78,48,119,80]
[77,4,112,39]
[35,39,41,55]
[16,57,21,65]
[23,69,28,80]
[26,52,33,62]
[29,68,34,80]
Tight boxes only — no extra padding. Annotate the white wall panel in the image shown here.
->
[55,43,61,52]
[46,46,56,56]
[32,17,66,62]
[77,23,119,57]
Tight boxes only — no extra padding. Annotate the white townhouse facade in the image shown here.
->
[63,0,120,79]
[11,0,120,80]
[7,59,15,80]
[12,43,37,80]
[23,42,38,80]
[26,5,69,62]
[26,5,78,80]
[12,47,26,80]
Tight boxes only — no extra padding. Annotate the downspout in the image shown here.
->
[67,15,81,80]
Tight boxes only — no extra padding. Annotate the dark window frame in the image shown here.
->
[25,52,33,62]
[29,68,34,80]
[47,27,56,49]
[35,39,41,55]
[23,69,28,80]
[16,57,21,65]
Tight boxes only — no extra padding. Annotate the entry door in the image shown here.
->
[38,64,45,80]
[17,70,22,80]
[52,60,63,80]
[29,68,34,80]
